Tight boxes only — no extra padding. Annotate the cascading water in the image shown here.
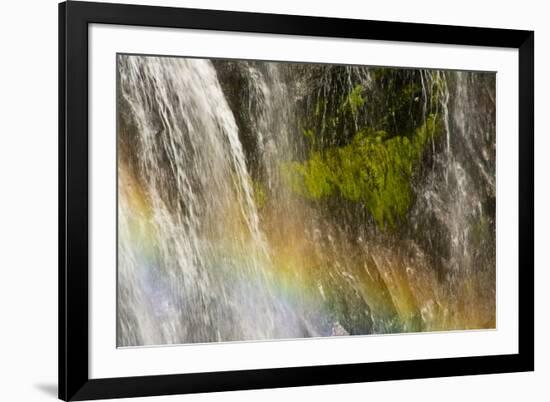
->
[117,56,320,346]
[117,55,496,347]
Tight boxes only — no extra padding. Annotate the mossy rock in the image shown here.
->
[282,114,441,229]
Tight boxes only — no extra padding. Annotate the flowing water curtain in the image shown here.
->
[278,65,496,332]
[117,56,313,346]
[407,70,496,328]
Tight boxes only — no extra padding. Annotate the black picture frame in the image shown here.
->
[59,1,534,400]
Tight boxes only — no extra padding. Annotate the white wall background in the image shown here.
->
[0,0,545,401]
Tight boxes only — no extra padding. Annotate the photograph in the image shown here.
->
[0,0,540,400]
[116,54,497,347]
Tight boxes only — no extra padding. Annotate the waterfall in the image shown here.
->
[117,56,320,346]
[117,55,496,346]
[410,70,496,325]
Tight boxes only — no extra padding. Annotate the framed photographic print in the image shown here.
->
[59,1,534,400]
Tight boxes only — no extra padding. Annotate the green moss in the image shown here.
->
[302,128,317,148]
[470,214,491,247]
[314,98,326,117]
[282,114,440,229]
[250,179,267,210]
[346,84,365,117]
